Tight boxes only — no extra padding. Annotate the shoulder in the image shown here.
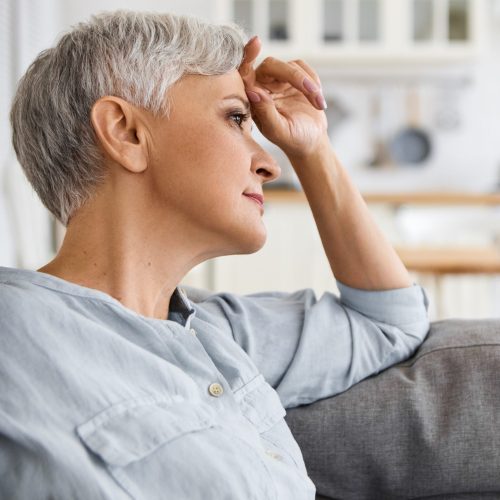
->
[0,279,45,320]
[0,277,60,319]
[0,276,78,359]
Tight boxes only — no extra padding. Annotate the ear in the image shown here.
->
[90,96,148,174]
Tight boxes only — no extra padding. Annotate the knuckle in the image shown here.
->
[292,68,304,81]
[262,56,276,66]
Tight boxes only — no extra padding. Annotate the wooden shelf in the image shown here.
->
[262,189,500,275]
[263,189,500,206]
[361,192,500,205]
[395,246,500,274]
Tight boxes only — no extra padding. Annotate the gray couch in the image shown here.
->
[285,318,500,500]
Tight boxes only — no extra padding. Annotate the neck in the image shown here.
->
[38,192,211,320]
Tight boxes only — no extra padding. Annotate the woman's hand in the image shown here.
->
[238,35,329,160]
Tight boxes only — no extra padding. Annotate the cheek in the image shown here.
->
[190,131,251,182]
[150,122,251,204]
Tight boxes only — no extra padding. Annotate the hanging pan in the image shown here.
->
[389,87,432,165]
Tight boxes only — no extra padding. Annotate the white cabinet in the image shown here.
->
[214,0,488,64]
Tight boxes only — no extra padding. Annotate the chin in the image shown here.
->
[229,224,267,256]
[245,236,266,255]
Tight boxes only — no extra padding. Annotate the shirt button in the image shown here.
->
[265,449,282,460]
[208,382,224,397]
[189,328,197,336]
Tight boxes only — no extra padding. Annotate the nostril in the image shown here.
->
[257,167,274,177]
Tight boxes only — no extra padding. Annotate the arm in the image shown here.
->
[239,37,412,291]
[231,38,430,408]
[287,138,412,290]
[185,282,429,408]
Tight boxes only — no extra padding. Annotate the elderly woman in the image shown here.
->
[0,10,430,500]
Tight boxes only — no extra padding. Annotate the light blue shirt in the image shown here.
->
[0,266,430,499]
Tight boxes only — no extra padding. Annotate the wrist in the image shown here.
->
[286,136,349,212]
[285,133,333,166]
[286,135,343,183]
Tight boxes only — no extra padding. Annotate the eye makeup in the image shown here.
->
[226,108,252,130]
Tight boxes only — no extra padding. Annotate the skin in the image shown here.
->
[38,35,412,320]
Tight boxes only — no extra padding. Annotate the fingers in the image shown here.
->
[238,35,261,82]
[255,56,326,110]
[289,60,327,110]
[289,59,321,89]
[244,88,285,141]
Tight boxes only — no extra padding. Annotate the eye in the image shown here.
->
[228,109,252,130]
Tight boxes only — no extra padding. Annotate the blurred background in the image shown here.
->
[1,0,499,321]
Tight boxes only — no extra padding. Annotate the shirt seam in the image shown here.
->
[1,280,187,331]
[1,279,123,307]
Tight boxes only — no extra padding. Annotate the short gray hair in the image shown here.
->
[10,10,247,226]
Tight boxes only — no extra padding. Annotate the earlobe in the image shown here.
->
[90,96,148,174]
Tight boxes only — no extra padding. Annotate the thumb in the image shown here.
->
[245,88,284,139]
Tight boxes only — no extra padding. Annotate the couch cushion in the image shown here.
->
[285,319,500,499]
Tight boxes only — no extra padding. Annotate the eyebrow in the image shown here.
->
[222,94,251,113]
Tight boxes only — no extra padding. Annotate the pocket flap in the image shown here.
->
[77,394,216,467]
[235,374,286,433]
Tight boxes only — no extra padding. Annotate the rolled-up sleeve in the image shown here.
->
[186,280,430,409]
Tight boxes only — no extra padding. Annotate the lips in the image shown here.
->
[243,193,264,207]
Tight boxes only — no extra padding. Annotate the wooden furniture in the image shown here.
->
[394,246,500,275]
[264,189,500,273]
[263,188,500,274]
[263,189,500,206]
[263,188,500,317]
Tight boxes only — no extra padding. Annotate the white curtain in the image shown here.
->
[0,0,16,267]
[0,0,61,269]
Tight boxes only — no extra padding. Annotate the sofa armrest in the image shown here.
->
[285,319,500,499]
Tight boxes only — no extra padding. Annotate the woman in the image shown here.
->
[1,10,429,499]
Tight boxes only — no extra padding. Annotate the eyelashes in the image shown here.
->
[227,108,252,130]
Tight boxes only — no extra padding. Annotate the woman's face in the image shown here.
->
[143,69,281,259]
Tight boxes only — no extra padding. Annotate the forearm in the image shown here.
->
[288,137,412,291]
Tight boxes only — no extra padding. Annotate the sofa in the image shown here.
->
[285,318,500,500]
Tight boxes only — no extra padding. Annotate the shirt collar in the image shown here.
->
[168,287,196,329]
[0,267,196,329]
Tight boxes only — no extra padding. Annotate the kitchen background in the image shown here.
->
[1,0,499,320]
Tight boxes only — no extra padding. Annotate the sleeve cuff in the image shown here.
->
[336,279,430,325]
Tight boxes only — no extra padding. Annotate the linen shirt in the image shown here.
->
[0,266,430,499]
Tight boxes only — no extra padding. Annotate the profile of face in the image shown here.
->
[138,69,281,260]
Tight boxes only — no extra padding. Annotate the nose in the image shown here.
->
[250,141,282,185]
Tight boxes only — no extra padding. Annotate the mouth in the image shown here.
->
[243,193,264,210]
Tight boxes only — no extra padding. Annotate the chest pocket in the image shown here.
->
[234,373,286,433]
[233,374,307,473]
[76,394,218,498]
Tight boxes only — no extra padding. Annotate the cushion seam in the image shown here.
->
[400,343,500,367]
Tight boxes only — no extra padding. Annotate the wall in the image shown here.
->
[61,0,214,26]
[1,0,63,270]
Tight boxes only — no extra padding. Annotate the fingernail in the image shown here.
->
[248,35,258,44]
[246,90,261,103]
[303,77,319,93]
[315,94,327,110]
